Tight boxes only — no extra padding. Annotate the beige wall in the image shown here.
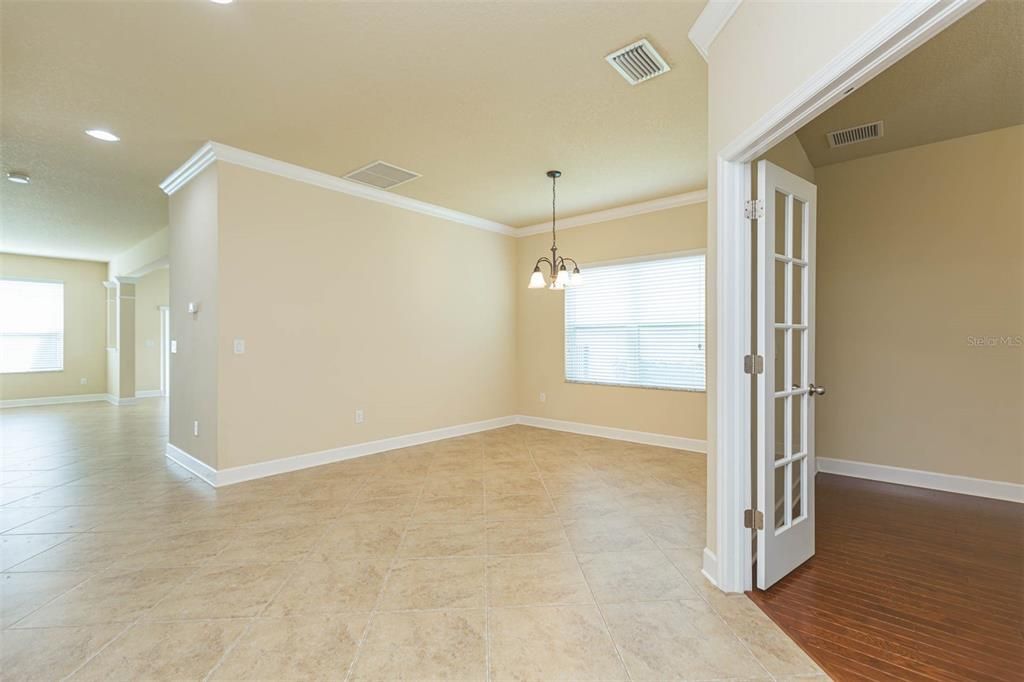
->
[516,204,707,440]
[135,268,169,393]
[168,165,220,467]
[188,162,518,469]
[816,125,1024,484]
[761,134,815,184]
[704,0,899,555]
[108,227,168,279]
[0,254,107,400]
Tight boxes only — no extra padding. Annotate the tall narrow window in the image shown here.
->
[0,279,65,373]
[565,253,705,391]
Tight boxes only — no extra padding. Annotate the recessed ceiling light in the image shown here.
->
[85,129,120,142]
[6,172,31,184]
[209,0,234,4]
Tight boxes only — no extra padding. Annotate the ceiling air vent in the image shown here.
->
[827,121,885,148]
[605,38,670,85]
[343,161,420,190]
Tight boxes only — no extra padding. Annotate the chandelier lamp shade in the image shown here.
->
[528,170,582,290]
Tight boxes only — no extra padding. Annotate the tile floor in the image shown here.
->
[0,399,825,681]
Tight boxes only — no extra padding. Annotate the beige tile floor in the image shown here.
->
[0,399,825,681]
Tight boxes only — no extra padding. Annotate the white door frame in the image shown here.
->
[711,0,980,593]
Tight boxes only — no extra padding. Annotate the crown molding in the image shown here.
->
[159,143,217,195]
[159,142,516,236]
[160,142,707,240]
[688,0,743,61]
[515,190,707,237]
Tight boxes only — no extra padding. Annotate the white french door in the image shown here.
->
[756,160,819,589]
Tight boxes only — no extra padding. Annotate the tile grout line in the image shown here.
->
[57,560,209,681]
[342,466,428,682]
[529,439,634,682]
[52,488,342,679]
[200,518,340,682]
[647,531,780,681]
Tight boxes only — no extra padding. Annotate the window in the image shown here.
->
[0,279,65,373]
[565,253,705,391]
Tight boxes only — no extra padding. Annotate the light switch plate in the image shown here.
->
[233,339,245,354]
[170,340,177,353]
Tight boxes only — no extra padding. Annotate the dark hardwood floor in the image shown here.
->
[748,473,1024,681]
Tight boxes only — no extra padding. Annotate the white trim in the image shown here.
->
[0,393,108,409]
[160,142,709,240]
[516,415,706,453]
[712,0,980,594]
[713,157,753,594]
[688,0,743,61]
[136,390,163,399]
[160,142,516,236]
[516,191,707,236]
[165,415,704,488]
[114,275,139,285]
[701,547,719,587]
[169,416,519,487]
[165,443,218,487]
[818,458,1023,504]
[158,143,217,195]
[104,394,138,406]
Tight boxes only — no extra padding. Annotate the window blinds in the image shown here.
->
[564,253,705,391]
[0,279,65,374]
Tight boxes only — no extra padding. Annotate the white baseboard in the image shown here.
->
[166,416,519,487]
[516,415,707,453]
[136,389,164,398]
[105,394,138,406]
[0,393,109,409]
[701,547,719,588]
[165,442,219,486]
[817,457,1023,504]
[165,414,704,488]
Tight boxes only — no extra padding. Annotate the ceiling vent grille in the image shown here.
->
[827,121,885,148]
[343,161,420,190]
[605,38,670,85]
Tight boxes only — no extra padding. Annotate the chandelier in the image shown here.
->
[528,170,582,290]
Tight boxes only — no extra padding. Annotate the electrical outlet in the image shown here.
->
[193,420,200,437]
[354,409,364,424]
[80,377,88,385]
[539,392,546,403]
[145,339,155,348]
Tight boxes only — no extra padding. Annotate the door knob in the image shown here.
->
[809,383,826,396]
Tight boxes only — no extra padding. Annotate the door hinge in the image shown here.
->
[744,198,764,220]
[744,354,764,375]
[744,509,765,530]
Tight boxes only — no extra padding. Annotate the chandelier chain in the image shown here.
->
[551,173,557,249]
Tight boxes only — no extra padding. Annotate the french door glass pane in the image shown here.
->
[793,198,806,261]
[774,259,787,324]
[775,190,789,256]
[792,263,805,326]
[774,396,786,462]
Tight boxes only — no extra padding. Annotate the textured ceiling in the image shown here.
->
[798,0,1024,167]
[0,1,707,261]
